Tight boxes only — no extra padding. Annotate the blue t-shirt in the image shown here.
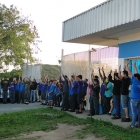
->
[82,82,88,94]
[72,81,78,94]
[37,83,42,91]
[54,86,58,95]
[77,81,83,94]
[100,83,105,96]
[69,84,73,95]
[105,82,113,97]
[41,84,47,93]
[19,83,25,92]
[8,84,15,92]
[49,84,56,94]
[46,84,51,93]
[15,84,19,91]
[130,76,140,99]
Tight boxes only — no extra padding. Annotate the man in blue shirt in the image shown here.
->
[82,79,88,110]
[19,81,25,103]
[14,79,20,104]
[125,62,140,128]
[8,80,15,103]
[76,75,83,114]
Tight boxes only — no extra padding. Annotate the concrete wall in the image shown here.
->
[22,64,42,82]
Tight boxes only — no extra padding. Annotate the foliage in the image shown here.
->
[41,64,60,79]
[0,69,22,79]
[0,4,40,71]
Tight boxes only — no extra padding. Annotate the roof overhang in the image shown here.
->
[62,0,140,46]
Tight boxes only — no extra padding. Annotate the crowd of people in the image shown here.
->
[0,61,140,128]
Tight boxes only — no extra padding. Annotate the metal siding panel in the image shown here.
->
[62,0,140,42]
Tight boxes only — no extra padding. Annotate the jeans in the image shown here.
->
[130,99,140,127]
[90,97,99,115]
[62,92,69,110]
[20,92,25,103]
[15,90,20,103]
[3,91,8,103]
[101,95,107,114]
[105,96,112,113]
[30,90,36,102]
[46,92,48,103]
[113,95,120,117]
[56,93,62,106]
[9,91,15,103]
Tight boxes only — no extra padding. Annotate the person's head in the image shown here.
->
[33,79,36,82]
[105,77,109,83]
[93,79,99,85]
[134,73,140,81]
[77,75,82,80]
[84,78,88,82]
[95,75,99,79]
[114,73,119,80]
[71,75,74,81]
[122,70,128,78]
[49,80,53,84]
[53,80,57,84]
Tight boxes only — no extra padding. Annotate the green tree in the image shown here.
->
[0,4,40,71]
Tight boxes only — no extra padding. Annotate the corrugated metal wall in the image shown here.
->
[63,0,140,42]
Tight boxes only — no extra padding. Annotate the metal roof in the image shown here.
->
[62,0,140,46]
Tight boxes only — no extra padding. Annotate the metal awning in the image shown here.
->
[62,0,140,46]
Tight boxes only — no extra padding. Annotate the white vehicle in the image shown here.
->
[0,89,10,99]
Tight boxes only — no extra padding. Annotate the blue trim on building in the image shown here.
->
[119,40,140,58]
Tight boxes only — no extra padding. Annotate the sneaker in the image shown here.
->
[121,118,130,122]
[129,125,135,128]
[76,111,82,114]
[111,116,120,119]
[135,124,140,128]
[108,112,111,115]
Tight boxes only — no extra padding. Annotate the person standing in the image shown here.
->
[125,62,140,128]
[60,73,69,111]
[8,80,15,104]
[19,81,25,103]
[109,70,122,119]
[104,77,113,114]
[30,79,37,103]
[14,79,20,104]
[2,78,9,104]
[118,66,131,122]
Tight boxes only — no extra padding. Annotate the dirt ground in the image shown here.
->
[3,124,104,140]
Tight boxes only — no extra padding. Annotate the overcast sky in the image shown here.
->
[1,0,105,64]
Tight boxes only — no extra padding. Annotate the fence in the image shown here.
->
[62,47,119,80]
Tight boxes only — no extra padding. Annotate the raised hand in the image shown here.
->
[110,70,112,74]
[133,62,136,67]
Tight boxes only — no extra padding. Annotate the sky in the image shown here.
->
[1,0,106,65]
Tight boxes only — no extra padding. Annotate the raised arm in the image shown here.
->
[91,69,95,82]
[133,62,138,74]
[101,67,106,79]
[125,62,132,78]
[99,68,103,80]
[118,65,122,80]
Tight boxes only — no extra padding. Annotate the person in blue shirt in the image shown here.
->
[125,62,140,128]
[45,80,52,105]
[82,79,88,110]
[76,75,83,114]
[48,80,57,108]
[40,81,47,105]
[8,80,15,103]
[19,81,25,103]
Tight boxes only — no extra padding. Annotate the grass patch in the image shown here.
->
[0,108,140,140]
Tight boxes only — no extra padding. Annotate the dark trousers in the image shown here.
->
[20,92,25,103]
[113,95,120,117]
[15,91,20,103]
[90,97,99,115]
[3,91,8,103]
[105,96,112,113]
[101,95,107,114]
[53,94,57,106]
[56,93,62,106]
[9,91,15,103]
[62,92,69,110]
[69,94,75,111]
